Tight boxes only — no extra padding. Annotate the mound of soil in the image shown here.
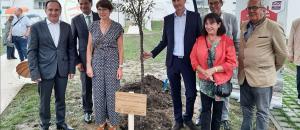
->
[119,75,173,130]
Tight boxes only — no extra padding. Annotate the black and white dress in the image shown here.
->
[89,20,124,126]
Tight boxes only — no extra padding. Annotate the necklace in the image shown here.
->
[207,35,220,44]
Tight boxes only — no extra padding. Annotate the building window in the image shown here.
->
[34,0,46,9]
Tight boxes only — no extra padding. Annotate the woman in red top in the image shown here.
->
[190,13,237,130]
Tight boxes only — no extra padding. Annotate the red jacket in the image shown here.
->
[190,35,237,85]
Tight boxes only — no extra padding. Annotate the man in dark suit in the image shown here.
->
[143,0,202,129]
[71,0,100,123]
[27,1,76,130]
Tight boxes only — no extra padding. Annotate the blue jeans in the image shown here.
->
[240,79,272,130]
[12,36,27,61]
[297,66,300,99]
[222,97,230,121]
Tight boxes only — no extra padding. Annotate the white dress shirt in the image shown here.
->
[173,9,187,57]
[46,19,60,47]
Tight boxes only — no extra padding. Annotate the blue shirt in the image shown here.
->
[244,23,254,42]
[173,10,187,57]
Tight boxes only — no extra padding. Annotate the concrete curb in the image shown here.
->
[0,54,33,114]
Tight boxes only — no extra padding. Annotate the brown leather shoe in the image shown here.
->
[108,125,117,130]
[97,124,106,130]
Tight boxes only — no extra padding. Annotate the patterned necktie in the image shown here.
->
[86,15,91,27]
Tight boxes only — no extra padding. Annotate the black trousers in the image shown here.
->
[38,73,68,128]
[6,46,15,59]
[200,92,223,130]
[80,71,93,114]
[167,56,196,123]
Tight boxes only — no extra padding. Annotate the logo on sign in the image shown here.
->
[272,1,282,10]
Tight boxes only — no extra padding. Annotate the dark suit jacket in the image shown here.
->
[28,19,76,81]
[151,10,202,67]
[71,12,100,67]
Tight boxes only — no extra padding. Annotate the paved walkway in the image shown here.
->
[0,54,33,114]
[271,68,300,130]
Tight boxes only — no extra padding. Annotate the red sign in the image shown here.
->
[240,8,278,23]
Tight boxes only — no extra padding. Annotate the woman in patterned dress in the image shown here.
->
[86,0,124,130]
[190,13,237,130]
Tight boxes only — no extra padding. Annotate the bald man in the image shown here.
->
[11,8,31,61]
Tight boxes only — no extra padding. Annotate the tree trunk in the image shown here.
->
[138,23,144,90]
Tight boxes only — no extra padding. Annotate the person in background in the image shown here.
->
[71,0,100,123]
[195,0,239,129]
[143,0,202,129]
[12,8,31,62]
[239,0,287,129]
[86,0,124,130]
[3,15,17,60]
[190,13,237,130]
[27,0,76,129]
[288,17,300,105]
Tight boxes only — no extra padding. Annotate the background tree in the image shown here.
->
[119,0,155,86]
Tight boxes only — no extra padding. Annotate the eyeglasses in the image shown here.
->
[247,6,263,11]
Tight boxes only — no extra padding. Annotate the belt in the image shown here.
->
[174,55,184,59]
[12,35,23,37]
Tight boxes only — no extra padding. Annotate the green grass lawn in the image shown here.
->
[0,84,41,129]
[286,61,297,72]
[124,20,165,63]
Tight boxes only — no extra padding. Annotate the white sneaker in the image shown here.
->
[297,99,300,105]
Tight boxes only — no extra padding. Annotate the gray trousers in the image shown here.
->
[80,71,93,114]
[221,97,230,121]
[221,67,238,121]
[240,80,273,130]
[38,74,68,128]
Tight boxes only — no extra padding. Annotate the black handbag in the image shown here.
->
[205,37,232,97]
[214,81,232,97]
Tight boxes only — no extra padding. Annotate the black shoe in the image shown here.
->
[172,122,184,130]
[11,57,17,59]
[57,123,74,130]
[195,116,201,126]
[40,123,50,130]
[40,127,49,130]
[84,113,92,123]
[222,120,231,130]
[184,120,199,130]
